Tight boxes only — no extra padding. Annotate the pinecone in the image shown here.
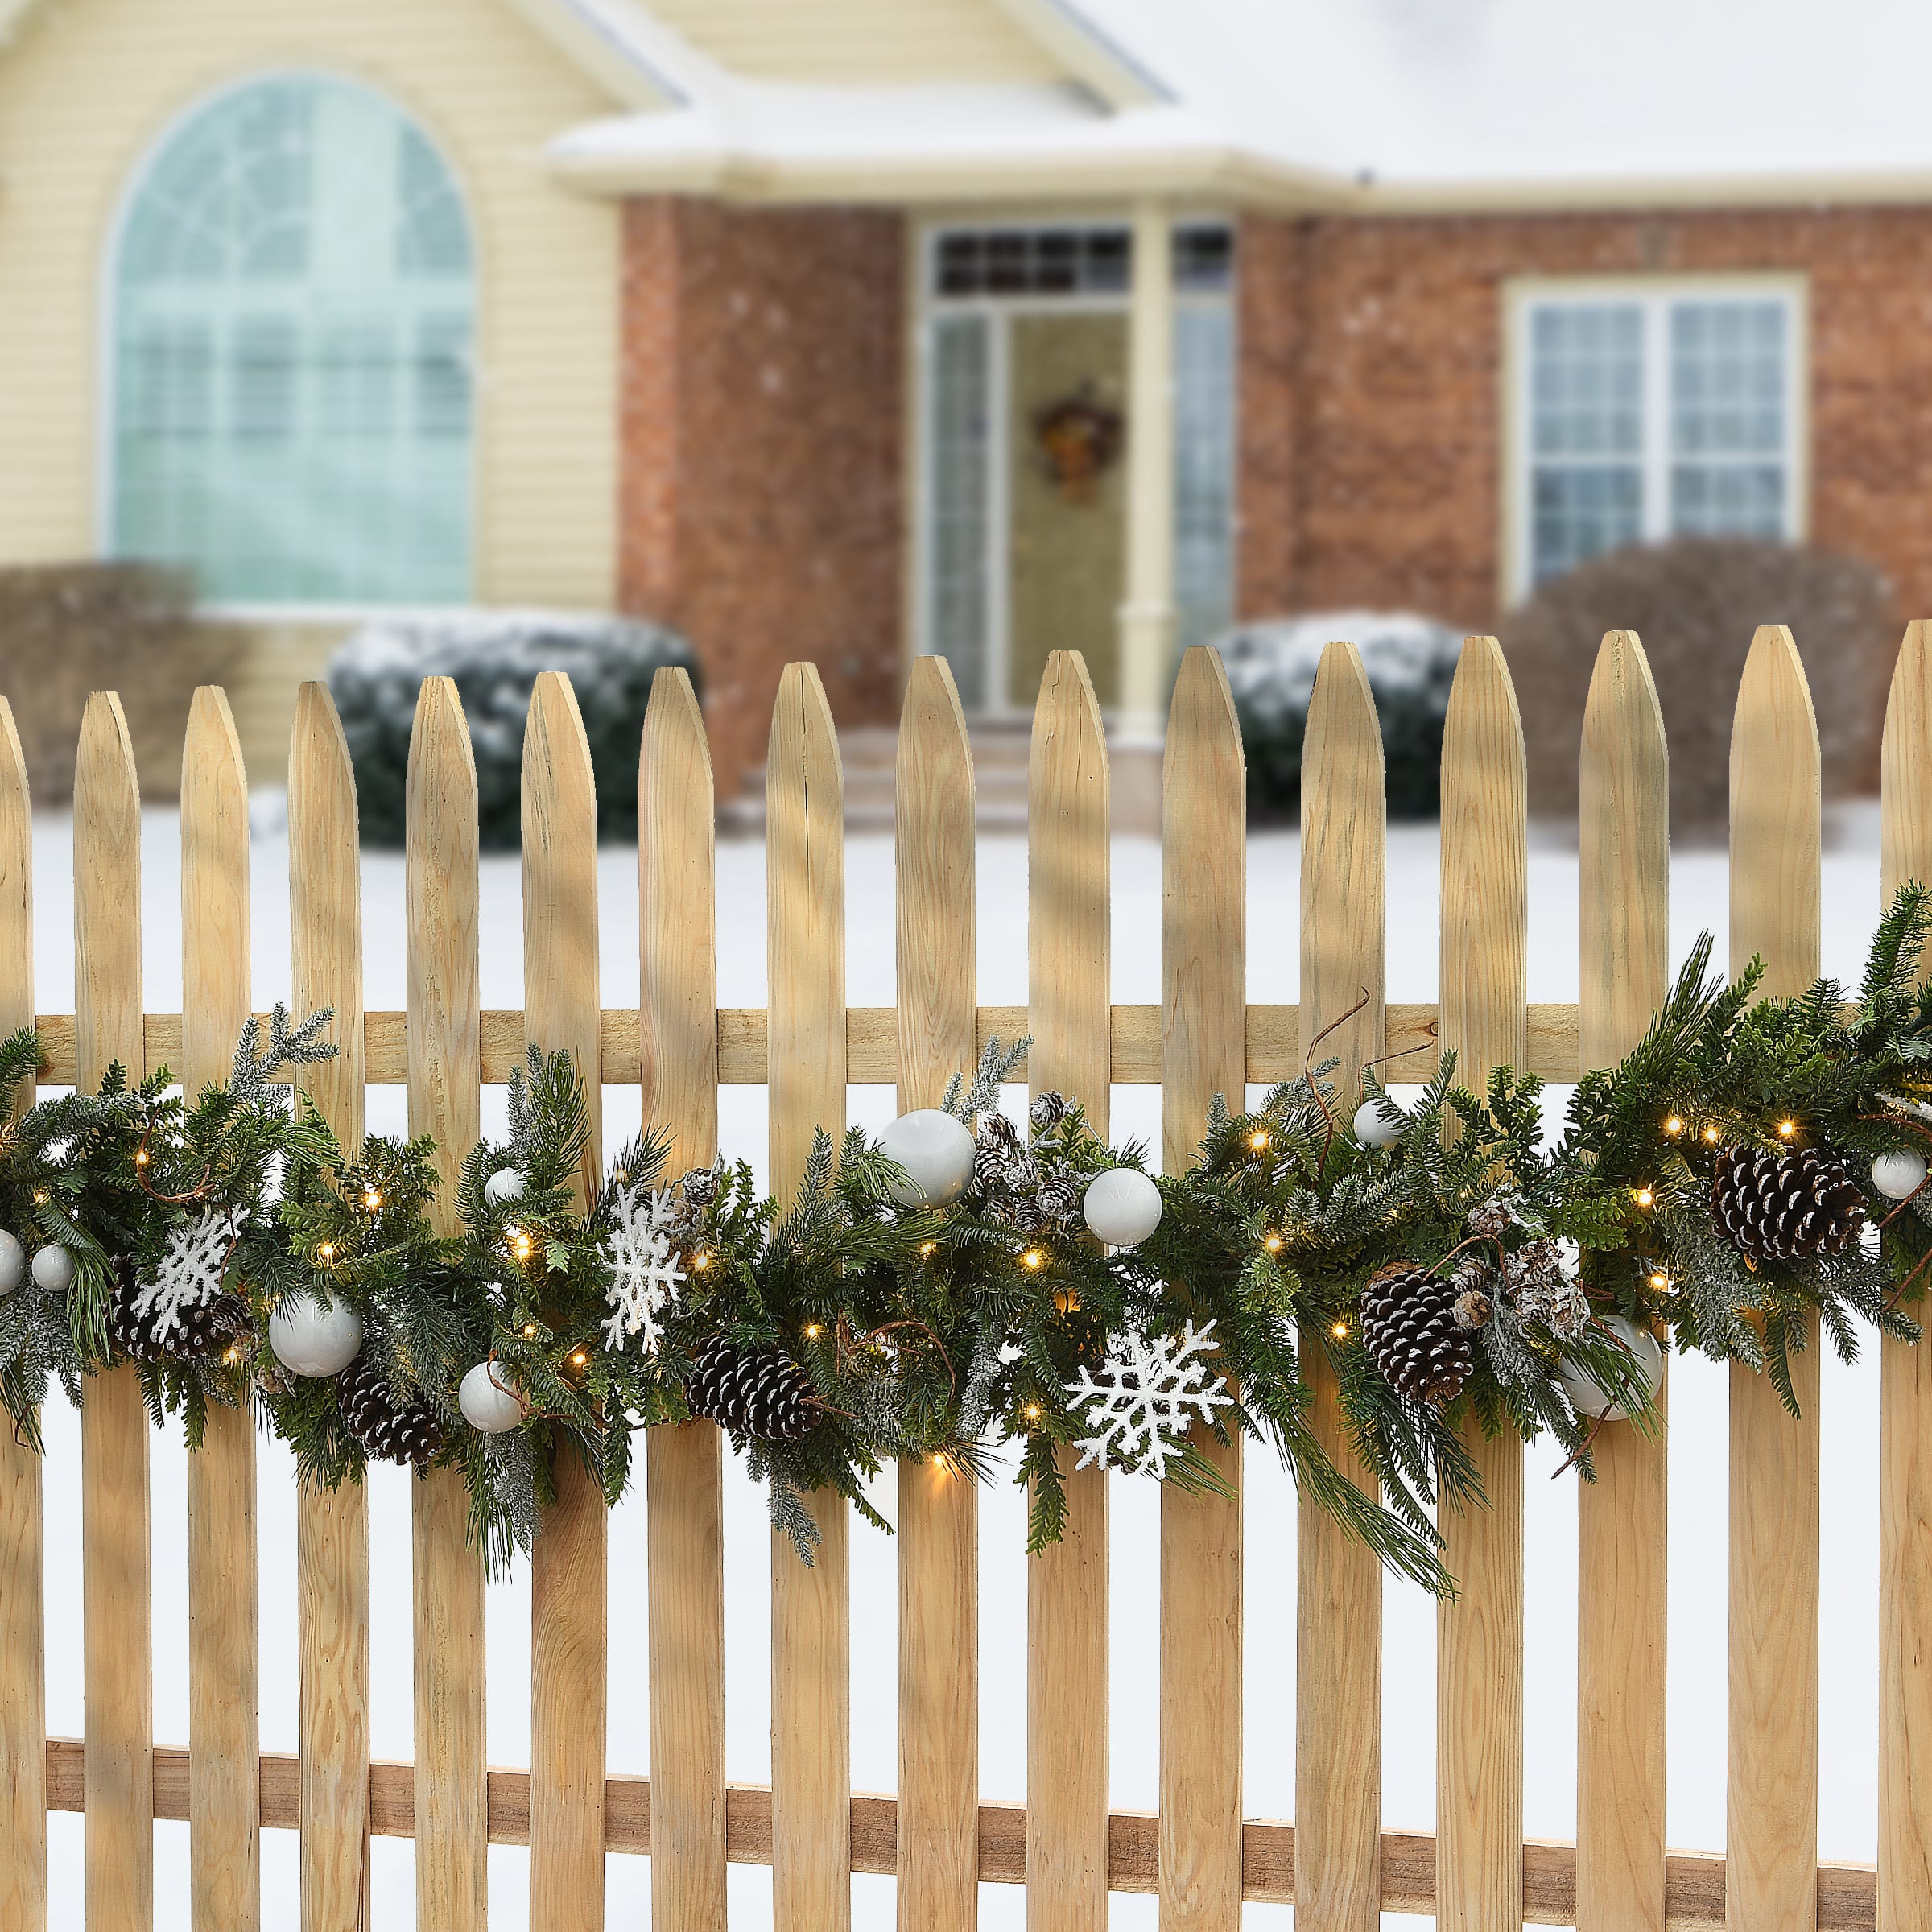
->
[105,1264,246,1363]
[1468,1195,1513,1240]
[1030,1090,1070,1133]
[1453,1287,1492,1331]
[1359,1263,1474,1405]
[1037,1173,1082,1228]
[686,1340,818,1441]
[679,1165,719,1210]
[972,1139,1013,1195]
[1712,1145,1867,1263]
[977,1111,1018,1151]
[335,1355,445,1468]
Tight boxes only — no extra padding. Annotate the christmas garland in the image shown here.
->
[6,889,1932,1598]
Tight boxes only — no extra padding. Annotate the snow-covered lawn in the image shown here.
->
[27,802,1892,1928]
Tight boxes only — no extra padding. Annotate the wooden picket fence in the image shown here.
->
[0,624,1928,1932]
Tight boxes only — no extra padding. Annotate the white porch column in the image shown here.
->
[1119,199,1176,739]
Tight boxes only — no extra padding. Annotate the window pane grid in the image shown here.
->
[1524,287,1796,588]
[112,75,473,605]
[933,223,1233,299]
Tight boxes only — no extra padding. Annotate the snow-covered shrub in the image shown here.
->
[1216,611,1462,821]
[330,610,698,848]
[1499,538,1889,836]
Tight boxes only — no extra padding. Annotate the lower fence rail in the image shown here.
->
[39,1737,1876,1929]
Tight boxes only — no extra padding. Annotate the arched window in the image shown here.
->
[111,75,474,605]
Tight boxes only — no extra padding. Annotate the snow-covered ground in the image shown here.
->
[27,801,1893,1929]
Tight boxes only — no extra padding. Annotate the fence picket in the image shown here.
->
[406,676,489,1932]
[640,667,729,1932]
[287,682,372,1932]
[1026,650,1111,1932]
[1158,646,1245,1929]
[766,663,852,1930]
[75,691,153,1932]
[1295,641,1386,1932]
[180,687,261,1932]
[1880,620,1932,1931]
[1726,625,1823,1931]
[1435,636,1528,1932]
[0,700,39,1932]
[523,671,609,1927]
[894,657,979,1932]
[1575,633,1670,1932]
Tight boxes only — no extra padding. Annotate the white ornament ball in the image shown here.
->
[268,1292,365,1379]
[1560,1314,1666,1423]
[458,1360,526,1435]
[0,1229,23,1296]
[1352,1100,1406,1150]
[30,1244,76,1294]
[878,1109,978,1208]
[1872,1150,1930,1201]
[484,1167,526,1208]
[1082,1166,1163,1248]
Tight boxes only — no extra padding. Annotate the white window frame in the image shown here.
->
[912,215,1236,716]
[1501,274,1809,604]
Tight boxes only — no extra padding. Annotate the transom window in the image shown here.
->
[110,75,475,605]
[1512,283,1803,593]
[933,222,1233,299]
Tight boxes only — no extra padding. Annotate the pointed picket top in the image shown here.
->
[74,691,142,1088]
[288,682,365,1149]
[1439,634,1527,1083]
[1883,621,1932,901]
[1301,639,1386,1100]
[767,660,844,834]
[1579,631,1669,1073]
[180,687,250,1092]
[522,669,597,873]
[896,654,975,1113]
[1029,650,1109,1125]
[640,667,717,1173]
[1729,624,1820,993]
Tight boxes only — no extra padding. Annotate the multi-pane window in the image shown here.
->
[932,223,1234,299]
[1517,286,1801,592]
[111,75,474,605]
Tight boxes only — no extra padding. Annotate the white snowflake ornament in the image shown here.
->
[1064,1318,1235,1479]
[600,1183,687,1353]
[134,1212,235,1344]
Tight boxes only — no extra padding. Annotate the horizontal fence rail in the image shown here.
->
[2,626,1927,1932]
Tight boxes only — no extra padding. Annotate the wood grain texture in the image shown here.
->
[1727,624,1823,1932]
[1575,633,1670,1932]
[766,663,852,1931]
[640,667,729,1932]
[0,697,41,1932]
[75,691,153,1932]
[1295,641,1385,1932]
[1435,637,1528,1932]
[1882,621,1932,1932]
[894,657,980,1932]
[405,676,488,1932]
[1026,650,1111,1932]
[180,687,261,1932]
[522,672,609,1931]
[1157,647,1245,1931]
[288,681,372,1932]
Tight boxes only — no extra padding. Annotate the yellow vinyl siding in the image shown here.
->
[643,0,1061,85]
[0,0,620,613]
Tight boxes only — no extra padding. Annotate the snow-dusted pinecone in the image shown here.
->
[1453,1287,1492,1331]
[1504,1240,1587,1335]
[973,1140,1013,1195]
[1712,1146,1867,1263]
[686,1340,817,1441]
[1036,1173,1083,1228]
[105,1262,245,1363]
[1359,1262,1474,1405]
[1467,1195,1513,1240]
[335,1355,445,1468]
[678,1166,719,1210]
[1030,1090,1070,1133]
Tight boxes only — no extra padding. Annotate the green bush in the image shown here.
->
[1216,612,1462,821]
[329,612,700,848]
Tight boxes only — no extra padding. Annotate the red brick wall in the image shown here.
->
[1236,206,1932,634]
[621,199,906,797]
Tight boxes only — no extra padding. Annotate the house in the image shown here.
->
[2,0,1930,801]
